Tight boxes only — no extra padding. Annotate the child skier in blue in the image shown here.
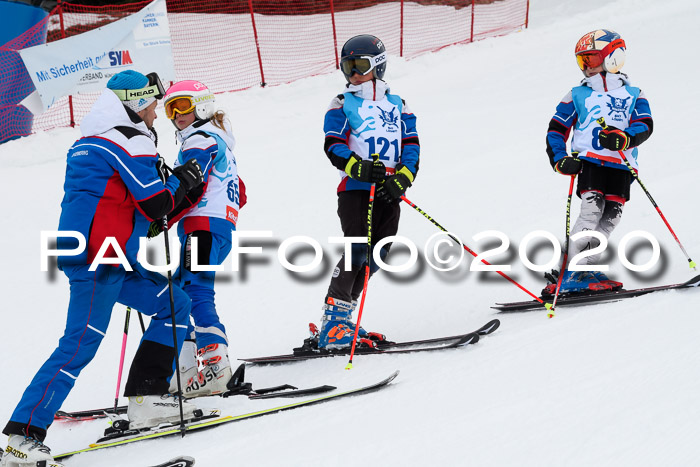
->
[301,34,420,351]
[160,80,245,397]
[545,30,653,294]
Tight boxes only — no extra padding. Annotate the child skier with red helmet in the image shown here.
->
[545,29,654,295]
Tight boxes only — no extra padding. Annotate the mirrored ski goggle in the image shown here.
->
[164,97,196,119]
[575,51,604,70]
[111,72,165,101]
[340,53,387,77]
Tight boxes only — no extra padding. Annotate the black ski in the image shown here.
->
[240,319,500,365]
[492,274,700,312]
[248,385,337,399]
[54,371,399,461]
[148,456,195,467]
[54,406,126,422]
[54,384,337,422]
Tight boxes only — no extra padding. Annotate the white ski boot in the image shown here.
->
[0,435,64,467]
[169,341,199,395]
[183,344,232,398]
[127,394,198,429]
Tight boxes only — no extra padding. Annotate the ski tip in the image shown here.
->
[455,332,479,346]
[480,319,500,335]
[148,456,196,467]
[387,369,400,383]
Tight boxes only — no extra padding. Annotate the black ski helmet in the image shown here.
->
[339,34,387,82]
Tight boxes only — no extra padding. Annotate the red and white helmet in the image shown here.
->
[574,29,626,74]
[163,80,216,121]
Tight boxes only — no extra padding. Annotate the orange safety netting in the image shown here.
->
[1,0,528,139]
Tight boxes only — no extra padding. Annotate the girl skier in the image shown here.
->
[160,80,245,396]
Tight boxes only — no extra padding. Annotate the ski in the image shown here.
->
[54,384,337,421]
[148,456,195,467]
[240,319,500,365]
[54,371,399,461]
[247,385,337,399]
[54,406,126,422]
[492,274,700,312]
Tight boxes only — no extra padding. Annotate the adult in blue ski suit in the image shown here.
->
[2,71,204,462]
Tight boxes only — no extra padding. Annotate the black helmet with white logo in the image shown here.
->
[339,34,387,82]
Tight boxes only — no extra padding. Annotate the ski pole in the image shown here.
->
[137,311,146,334]
[162,213,186,437]
[346,155,380,370]
[400,195,552,310]
[547,175,576,318]
[114,306,132,412]
[597,117,696,270]
[157,159,186,435]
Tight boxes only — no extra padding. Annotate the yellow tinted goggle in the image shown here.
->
[164,97,195,119]
[340,57,373,76]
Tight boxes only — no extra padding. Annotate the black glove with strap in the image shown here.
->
[554,155,582,175]
[173,159,204,192]
[155,156,167,184]
[345,153,386,184]
[598,125,630,151]
[376,164,414,203]
[147,219,163,238]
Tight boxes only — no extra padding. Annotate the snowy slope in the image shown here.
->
[1,0,700,465]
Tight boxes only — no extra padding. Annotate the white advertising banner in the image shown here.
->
[19,0,175,111]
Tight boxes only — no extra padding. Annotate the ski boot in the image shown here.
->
[169,340,198,395]
[557,270,612,294]
[183,344,233,398]
[1,434,64,467]
[127,394,199,429]
[542,269,613,296]
[591,271,623,290]
[314,298,377,350]
[346,300,391,345]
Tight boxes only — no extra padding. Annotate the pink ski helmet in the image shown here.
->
[163,80,216,121]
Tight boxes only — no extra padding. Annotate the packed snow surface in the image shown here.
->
[1,0,699,465]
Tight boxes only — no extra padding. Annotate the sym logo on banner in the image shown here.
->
[19,0,175,112]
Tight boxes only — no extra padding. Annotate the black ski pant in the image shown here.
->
[326,190,401,303]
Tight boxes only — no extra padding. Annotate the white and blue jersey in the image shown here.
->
[546,72,653,171]
[323,79,420,192]
[171,120,241,239]
[170,118,242,349]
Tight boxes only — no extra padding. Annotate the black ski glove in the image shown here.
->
[554,156,582,175]
[376,164,414,202]
[173,159,204,192]
[598,126,630,151]
[345,153,386,184]
[155,156,167,183]
[147,219,163,238]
